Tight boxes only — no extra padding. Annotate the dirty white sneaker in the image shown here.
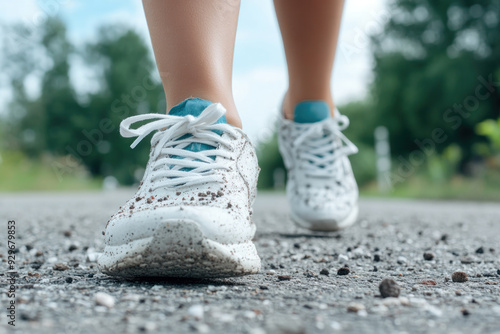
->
[278,100,359,231]
[98,99,261,278]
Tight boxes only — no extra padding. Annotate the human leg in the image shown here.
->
[143,0,242,127]
[274,0,359,231]
[274,0,344,119]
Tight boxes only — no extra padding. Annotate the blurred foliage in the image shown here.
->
[371,0,500,174]
[362,172,500,201]
[475,116,500,176]
[476,117,500,150]
[1,17,165,185]
[0,151,100,192]
[256,130,285,189]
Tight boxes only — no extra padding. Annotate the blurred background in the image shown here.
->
[0,0,499,200]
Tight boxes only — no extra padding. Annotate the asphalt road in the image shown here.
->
[0,191,499,334]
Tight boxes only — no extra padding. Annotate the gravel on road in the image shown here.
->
[1,191,499,334]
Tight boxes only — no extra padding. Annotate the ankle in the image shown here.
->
[283,91,335,120]
[220,99,242,128]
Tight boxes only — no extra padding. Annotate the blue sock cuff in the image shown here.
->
[293,101,331,123]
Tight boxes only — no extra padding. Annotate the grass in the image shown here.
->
[360,174,500,201]
[0,151,101,192]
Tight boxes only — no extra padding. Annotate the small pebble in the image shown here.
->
[379,278,401,298]
[420,280,437,285]
[304,270,317,278]
[452,271,468,282]
[95,292,115,308]
[461,308,470,316]
[187,304,204,319]
[65,277,73,283]
[53,263,70,271]
[337,267,350,275]
[320,268,329,276]
[347,303,365,313]
[20,313,38,321]
[63,230,72,237]
[373,254,381,262]
[278,275,291,281]
[475,247,484,254]
[86,250,101,262]
[397,256,407,264]
[423,252,434,261]
[460,257,475,264]
[338,254,349,262]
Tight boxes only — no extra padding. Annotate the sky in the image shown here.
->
[0,0,387,143]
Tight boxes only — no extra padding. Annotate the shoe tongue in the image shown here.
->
[293,101,331,123]
[168,98,227,154]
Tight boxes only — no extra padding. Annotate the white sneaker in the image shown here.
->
[98,99,261,278]
[278,100,359,231]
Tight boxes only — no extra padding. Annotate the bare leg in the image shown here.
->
[274,0,345,119]
[142,0,241,127]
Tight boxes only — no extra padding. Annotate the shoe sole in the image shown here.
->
[290,204,359,231]
[98,220,261,278]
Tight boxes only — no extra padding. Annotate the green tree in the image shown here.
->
[2,18,165,185]
[371,0,500,173]
[2,18,78,156]
[80,25,165,184]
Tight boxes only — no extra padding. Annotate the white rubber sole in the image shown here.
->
[98,220,261,278]
[290,204,359,231]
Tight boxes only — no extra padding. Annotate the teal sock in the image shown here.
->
[168,98,226,155]
[293,101,331,123]
[293,100,331,169]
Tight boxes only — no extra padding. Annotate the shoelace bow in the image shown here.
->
[120,103,237,189]
[293,113,358,178]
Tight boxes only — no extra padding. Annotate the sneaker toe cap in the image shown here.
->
[104,205,255,246]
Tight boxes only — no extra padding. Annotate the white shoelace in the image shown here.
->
[293,113,358,178]
[120,103,238,189]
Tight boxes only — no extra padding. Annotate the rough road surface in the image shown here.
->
[1,191,499,334]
